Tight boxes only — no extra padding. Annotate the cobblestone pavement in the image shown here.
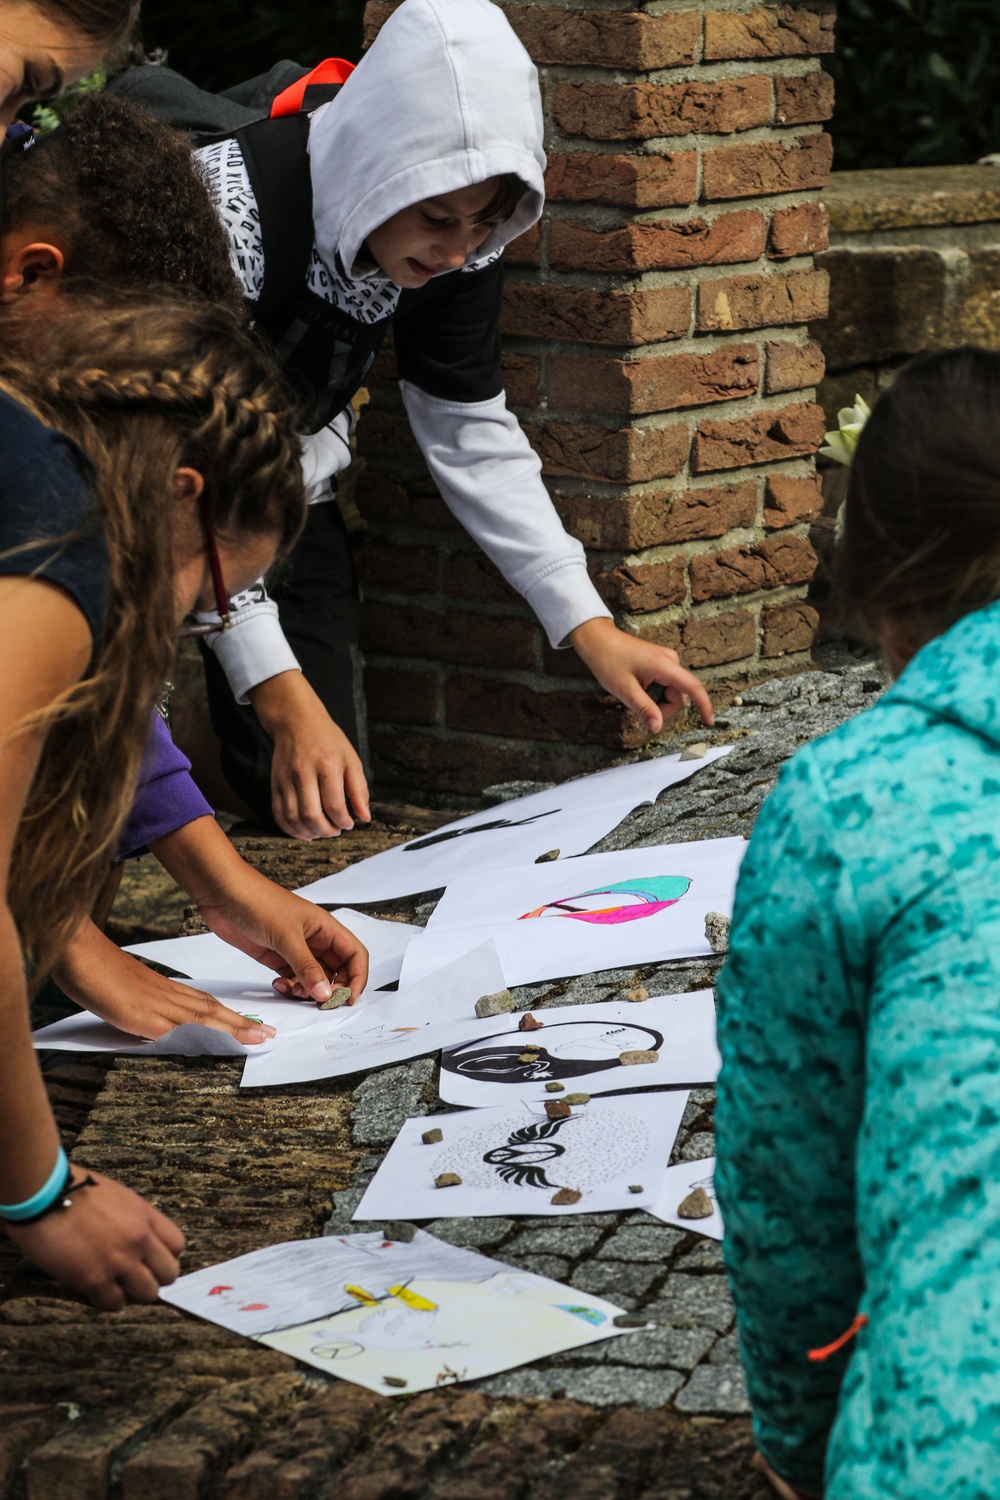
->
[0,653,885,1498]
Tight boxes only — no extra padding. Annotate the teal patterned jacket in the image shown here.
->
[715,600,1000,1498]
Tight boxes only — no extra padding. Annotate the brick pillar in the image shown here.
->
[357,0,834,799]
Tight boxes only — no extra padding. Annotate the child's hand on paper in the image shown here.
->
[248,670,371,840]
[5,1168,185,1310]
[52,922,277,1043]
[569,618,714,734]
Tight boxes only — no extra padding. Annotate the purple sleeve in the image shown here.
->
[117,713,214,861]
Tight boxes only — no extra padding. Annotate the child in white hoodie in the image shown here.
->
[188,0,714,839]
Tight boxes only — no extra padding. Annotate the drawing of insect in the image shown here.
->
[482,1115,578,1189]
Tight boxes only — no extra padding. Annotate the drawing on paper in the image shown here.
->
[436,1106,650,1196]
[403,808,559,852]
[519,875,691,925]
[441,1020,665,1086]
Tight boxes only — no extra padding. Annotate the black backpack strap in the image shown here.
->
[235,114,315,330]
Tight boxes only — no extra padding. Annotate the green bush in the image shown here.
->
[828,0,1000,169]
[135,0,368,92]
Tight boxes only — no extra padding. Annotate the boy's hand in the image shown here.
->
[52,923,276,1044]
[5,1170,185,1311]
[248,670,371,841]
[569,617,714,734]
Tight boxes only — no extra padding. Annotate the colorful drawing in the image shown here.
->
[519,875,691,925]
[442,1020,665,1086]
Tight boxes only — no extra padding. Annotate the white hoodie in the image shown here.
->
[197,0,610,704]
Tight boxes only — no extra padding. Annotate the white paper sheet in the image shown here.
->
[239,940,511,1087]
[400,837,746,987]
[354,1091,690,1221]
[160,1229,629,1396]
[295,749,733,905]
[646,1157,723,1240]
[438,991,719,1108]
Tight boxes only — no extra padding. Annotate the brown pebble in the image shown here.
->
[564,1093,590,1106]
[422,1127,443,1145]
[475,988,515,1019]
[519,1052,540,1064]
[383,1375,408,1388]
[623,986,649,1003]
[545,1082,565,1093]
[435,1172,462,1189]
[535,848,560,863]
[519,1012,543,1032]
[318,985,352,1010]
[551,1188,582,1206]
[545,1100,571,1120]
[628,1184,644,1194]
[677,1186,714,1220]
[680,741,709,761]
[620,1049,659,1066]
[613,1312,650,1329]
[383,1221,418,1243]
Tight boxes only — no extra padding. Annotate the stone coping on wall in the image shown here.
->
[823,163,1000,236]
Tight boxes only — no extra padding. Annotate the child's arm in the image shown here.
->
[715,749,868,1495]
[0,578,184,1308]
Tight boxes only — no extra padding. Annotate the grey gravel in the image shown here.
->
[646,1274,735,1332]
[598,1222,685,1262]
[470,1364,685,1408]
[569,1260,662,1301]
[674,1362,750,1414]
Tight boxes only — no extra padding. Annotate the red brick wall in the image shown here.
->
[358,0,834,797]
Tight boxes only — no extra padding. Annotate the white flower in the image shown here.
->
[820,395,872,466]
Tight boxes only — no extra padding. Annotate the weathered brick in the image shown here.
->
[774,71,835,125]
[693,401,826,472]
[548,345,759,416]
[697,268,829,332]
[370,726,543,796]
[526,419,691,483]
[690,533,817,599]
[357,407,422,465]
[553,77,773,143]
[502,351,541,407]
[814,247,947,368]
[546,151,698,210]
[635,608,757,667]
[555,481,759,551]
[222,1387,387,1500]
[503,283,692,346]
[443,551,518,604]
[503,7,701,69]
[704,3,835,61]
[763,472,822,528]
[27,1399,186,1500]
[595,556,687,613]
[357,472,457,534]
[0,1407,67,1496]
[446,676,643,750]
[768,201,830,259]
[549,210,766,275]
[505,222,541,268]
[356,538,438,594]
[361,603,537,669]
[764,338,825,394]
[702,132,833,201]
[364,666,438,726]
[762,601,820,656]
[363,0,400,47]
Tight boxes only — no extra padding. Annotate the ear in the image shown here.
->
[174,467,205,506]
[0,241,65,302]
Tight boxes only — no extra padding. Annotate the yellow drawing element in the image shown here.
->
[345,1284,381,1306]
[388,1285,437,1312]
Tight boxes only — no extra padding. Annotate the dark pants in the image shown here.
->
[201,501,369,828]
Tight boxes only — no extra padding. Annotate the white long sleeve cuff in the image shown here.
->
[300,408,354,492]
[199,591,301,704]
[401,382,612,648]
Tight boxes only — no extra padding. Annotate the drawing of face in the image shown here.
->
[519,876,691,925]
[443,1021,664,1084]
[404,807,559,852]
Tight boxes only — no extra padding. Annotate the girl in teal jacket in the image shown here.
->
[715,348,1000,1499]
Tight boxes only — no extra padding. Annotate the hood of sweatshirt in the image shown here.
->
[884,595,1000,750]
[308,0,545,283]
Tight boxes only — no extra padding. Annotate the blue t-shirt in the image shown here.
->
[0,390,107,645]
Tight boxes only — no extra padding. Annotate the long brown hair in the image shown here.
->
[0,290,306,982]
[31,0,137,49]
[836,348,1000,655]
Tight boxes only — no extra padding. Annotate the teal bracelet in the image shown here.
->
[0,1147,69,1223]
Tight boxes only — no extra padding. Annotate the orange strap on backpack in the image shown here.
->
[270,58,356,118]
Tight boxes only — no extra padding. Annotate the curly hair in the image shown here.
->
[0,288,306,983]
[2,93,242,314]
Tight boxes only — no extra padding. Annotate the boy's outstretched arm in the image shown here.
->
[569,617,714,731]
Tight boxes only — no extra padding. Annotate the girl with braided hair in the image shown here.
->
[0,0,135,127]
[0,288,366,1308]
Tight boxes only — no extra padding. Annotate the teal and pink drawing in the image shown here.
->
[519,876,691,925]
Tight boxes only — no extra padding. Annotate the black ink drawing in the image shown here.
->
[442,1021,665,1086]
[482,1115,577,1189]
[403,808,559,852]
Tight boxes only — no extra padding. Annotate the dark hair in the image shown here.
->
[32,0,137,47]
[474,172,529,225]
[2,94,242,315]
[836,347,1000,654]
